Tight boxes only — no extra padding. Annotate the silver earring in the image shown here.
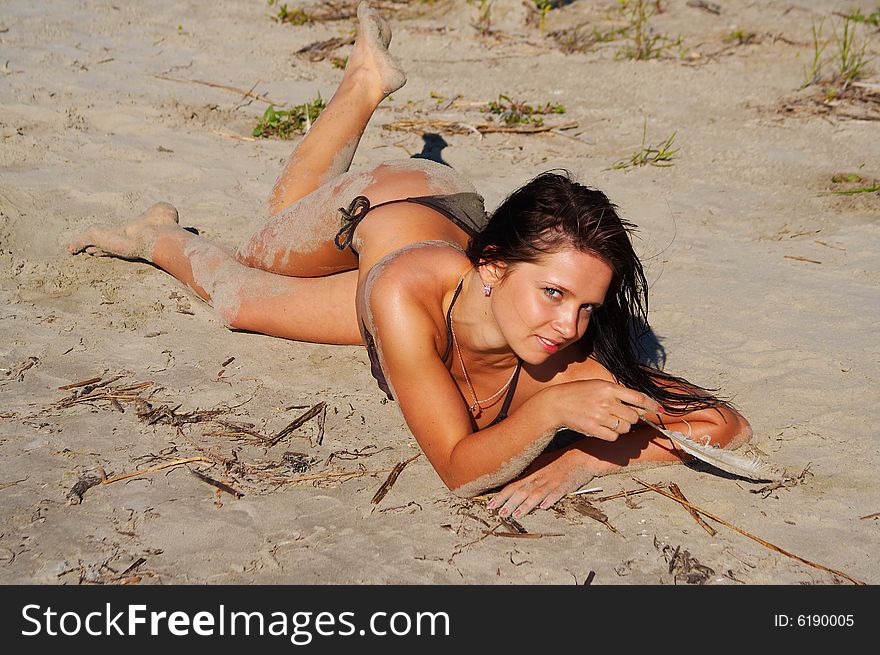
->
[483,283,493,297]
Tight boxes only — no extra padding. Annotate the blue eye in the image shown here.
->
[543,287,562,299]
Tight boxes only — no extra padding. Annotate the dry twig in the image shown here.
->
[383,119,578,136]
[655,536,716,584]
[57,376,102,391]
[268,402,326,447]
[67,473,102,504]
[296,35,356,62]
[669,483,717,536]
[483,530,564,539]
[594,485,666,502]
[101,458,213,484]
[190,469,244,498]
[567,496,621,535]
[153,75,283,106]
[277,466,396,486]
[371,453,421,504]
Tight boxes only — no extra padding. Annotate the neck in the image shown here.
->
[450,268,518,370]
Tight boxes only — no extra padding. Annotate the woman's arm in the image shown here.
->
[488,396,752,518]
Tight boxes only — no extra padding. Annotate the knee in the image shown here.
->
[209,277,244,330]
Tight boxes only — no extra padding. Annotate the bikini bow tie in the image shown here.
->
[334,195,373,252]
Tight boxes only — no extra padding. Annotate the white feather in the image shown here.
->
[642,419,786,482]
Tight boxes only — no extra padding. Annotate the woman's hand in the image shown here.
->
[486,448,599,519]
[484,380,663,518]
[547,379,663,441]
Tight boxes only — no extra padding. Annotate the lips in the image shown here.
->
[537,335,560,354]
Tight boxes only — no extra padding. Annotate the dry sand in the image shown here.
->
[1,0,878,585]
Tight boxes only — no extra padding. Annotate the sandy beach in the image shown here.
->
[1,0,878,586]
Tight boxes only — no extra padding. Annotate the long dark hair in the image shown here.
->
[466,170,723,413]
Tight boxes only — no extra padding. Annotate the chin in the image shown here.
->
[516,346,556,367]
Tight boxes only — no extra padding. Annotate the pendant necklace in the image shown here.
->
[449,273,518,418]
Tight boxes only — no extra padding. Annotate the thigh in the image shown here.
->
[236,167,373,277]
[224,268,361,345]
[237,159,479,277]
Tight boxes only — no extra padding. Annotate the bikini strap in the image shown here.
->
[442,273,466,362]
[486,359,523,428]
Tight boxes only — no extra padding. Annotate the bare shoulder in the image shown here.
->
[363,240,470,316]
[360,241,470,360]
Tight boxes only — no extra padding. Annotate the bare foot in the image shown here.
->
[344,1,406,100]
[67,202,179,261]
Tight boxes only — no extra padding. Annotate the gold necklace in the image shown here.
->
[449,273,518,418]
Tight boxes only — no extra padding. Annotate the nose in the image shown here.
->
[551,308,579,340]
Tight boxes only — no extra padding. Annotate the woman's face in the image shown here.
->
[487,247,614,364]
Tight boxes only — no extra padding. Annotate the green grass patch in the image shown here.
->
[724,29,759,45]
[803,16,873,89]
[550,23,627,53]
[253,95,326,139]
[469,0,495,37]
[534,0,565,34]
[822,172,880,195]
[616,0,683,60]
[270,1,313,25]
[830,185,880,194]
[484,94,565,125]
[845,7,880,27]
[607,122,678,170]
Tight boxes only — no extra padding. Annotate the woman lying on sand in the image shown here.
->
[68,2,750,518]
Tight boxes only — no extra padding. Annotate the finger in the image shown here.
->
[590,426,620,442]
[611,404,641,426]
[642,408,673,425]
[619,389,663,414]
[608,417,633,434]
[538,487,568,511]
[497,487,531,518]
[486,484,519,510]
[509,487,549,519]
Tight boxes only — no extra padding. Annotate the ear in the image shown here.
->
[478,259,508,286]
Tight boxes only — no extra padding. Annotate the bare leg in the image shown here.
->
[67,202,180,260]
[65,2,406,341]
[237,158,478,277]
[239,2,477,277]
[236,1,408,276]
[68,210,361,344]
[266,1,406,214]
